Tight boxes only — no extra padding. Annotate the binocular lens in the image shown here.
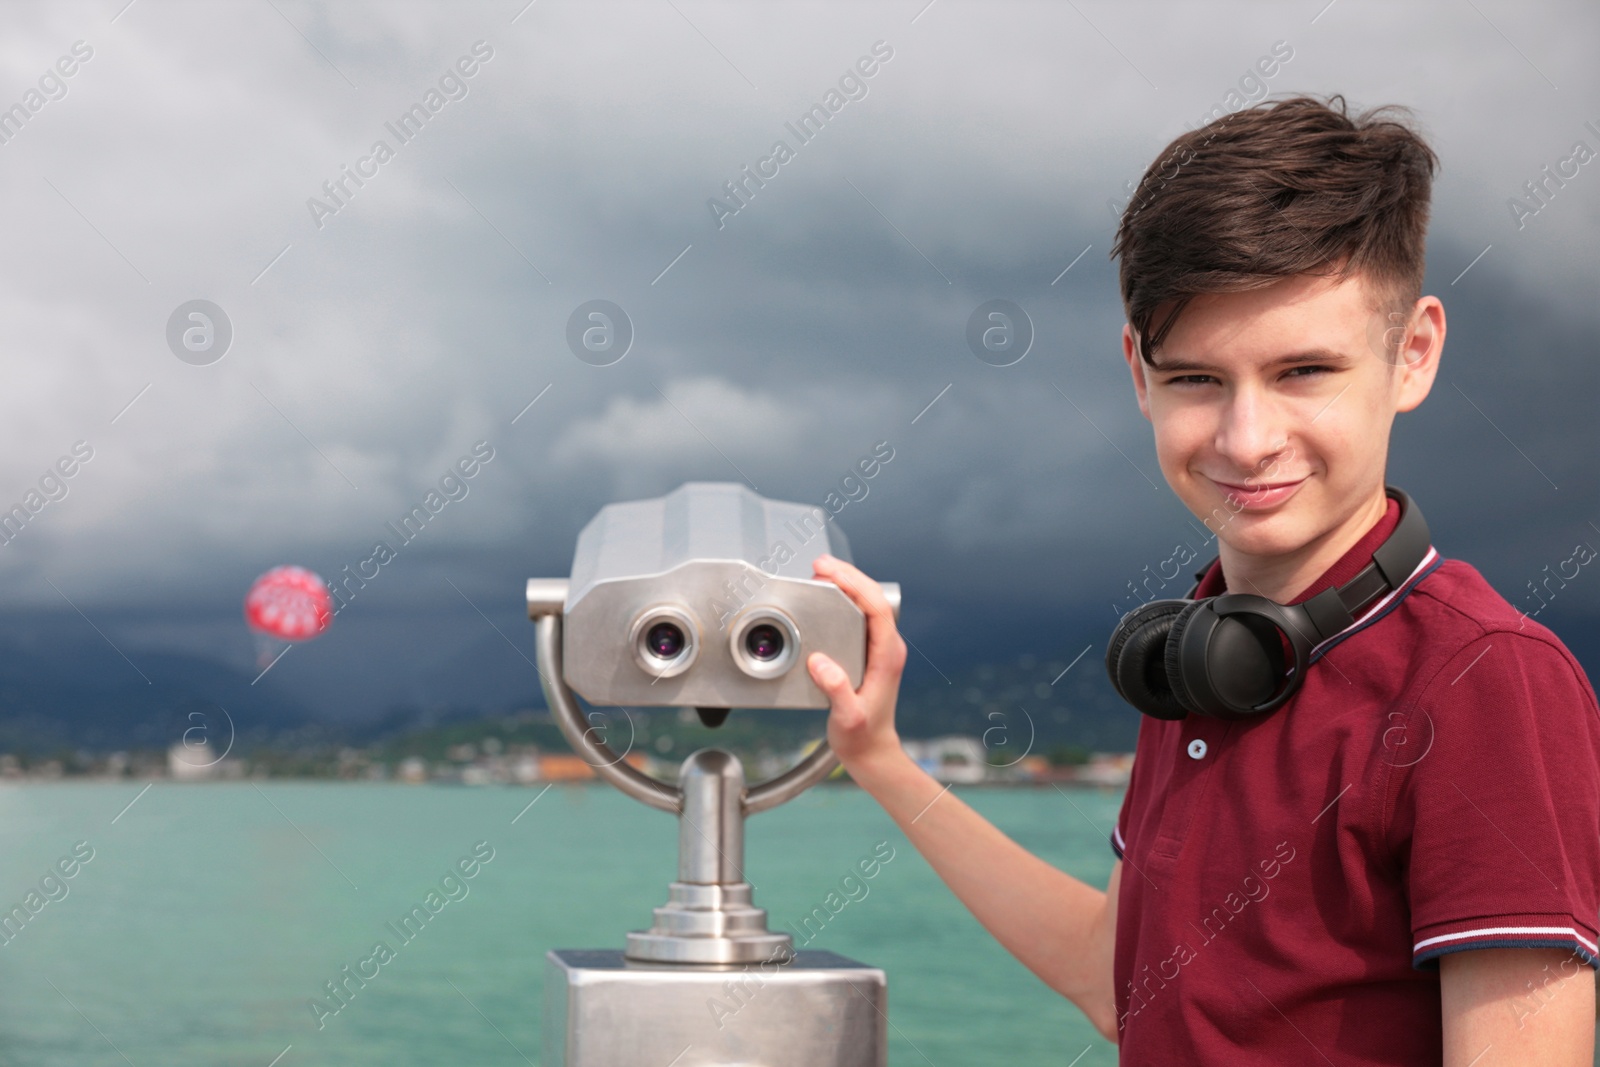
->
[729,611,798,679]
[744,623,784,661]
[630,607,698,679]
[646,621,686,659]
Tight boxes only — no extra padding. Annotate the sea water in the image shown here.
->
[0,781,1123,1065]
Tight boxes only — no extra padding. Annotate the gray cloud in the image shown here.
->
[0,0,1595,717]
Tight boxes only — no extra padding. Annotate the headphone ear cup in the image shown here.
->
[1163,600,1209,717]
[1106,600,1191,720]
[1105,599,1172,691]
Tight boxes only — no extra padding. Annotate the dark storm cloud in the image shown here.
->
[0,0,1594,717]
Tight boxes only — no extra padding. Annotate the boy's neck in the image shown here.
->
[1217,485,1391,603]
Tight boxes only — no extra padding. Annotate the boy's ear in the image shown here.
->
[1123,324,1153,421]
[1393,296,1445,414]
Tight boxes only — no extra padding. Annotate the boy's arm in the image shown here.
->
[1440,947,1594,1066]
[848,746,1123,1039]
[806,553,1121,1042]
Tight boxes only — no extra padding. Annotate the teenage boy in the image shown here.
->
[804,95,1600,1065]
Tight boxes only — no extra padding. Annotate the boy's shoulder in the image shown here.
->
[1400,555,1598,710]
[1408,555,1576,652]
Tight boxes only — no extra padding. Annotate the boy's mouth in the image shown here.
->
[1208,475,1307,510]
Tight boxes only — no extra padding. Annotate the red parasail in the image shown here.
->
[244,565,333,641]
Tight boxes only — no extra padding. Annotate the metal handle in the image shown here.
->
[532,612,841,816]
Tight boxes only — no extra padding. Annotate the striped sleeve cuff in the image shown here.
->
[1412,914,1600,971]
[1110,824,1126,860]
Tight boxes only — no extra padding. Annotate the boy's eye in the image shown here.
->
[1160,365,1339,388]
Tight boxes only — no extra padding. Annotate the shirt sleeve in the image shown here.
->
[1110,808,1127,859]
[1387,630,1600,970]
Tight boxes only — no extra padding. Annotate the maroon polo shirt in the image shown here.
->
[1110,495,1600,1065]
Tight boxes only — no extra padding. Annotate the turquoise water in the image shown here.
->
[0,781,1122,1065]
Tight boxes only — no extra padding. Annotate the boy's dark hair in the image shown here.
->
[1111,94,1439,364]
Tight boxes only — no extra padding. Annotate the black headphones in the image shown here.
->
[1104,485,1431,721]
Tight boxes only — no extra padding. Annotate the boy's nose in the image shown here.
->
[1213,393,1292,479]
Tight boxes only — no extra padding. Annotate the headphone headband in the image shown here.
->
[1285,484,1430,645]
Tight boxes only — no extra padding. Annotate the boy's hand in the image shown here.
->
[806,553,908,774]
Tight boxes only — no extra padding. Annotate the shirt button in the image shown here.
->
[1187,738,1208,760]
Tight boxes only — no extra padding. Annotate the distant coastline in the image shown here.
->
[0,733,1130,789]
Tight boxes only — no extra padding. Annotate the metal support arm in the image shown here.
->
[534,613,680,812]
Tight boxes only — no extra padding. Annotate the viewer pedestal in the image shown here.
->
[544,948,887,1066]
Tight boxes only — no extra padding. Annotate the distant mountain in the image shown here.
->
[895,649,1142,754]
[0,606,1590,759]
[0,636,320,755]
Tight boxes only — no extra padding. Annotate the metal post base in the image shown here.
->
[626,882,793,964]
[544,949,888,1067]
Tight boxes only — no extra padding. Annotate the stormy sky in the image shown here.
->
[0,0,1596,722]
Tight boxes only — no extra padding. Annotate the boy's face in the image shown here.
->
[1121,269,1443,562]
